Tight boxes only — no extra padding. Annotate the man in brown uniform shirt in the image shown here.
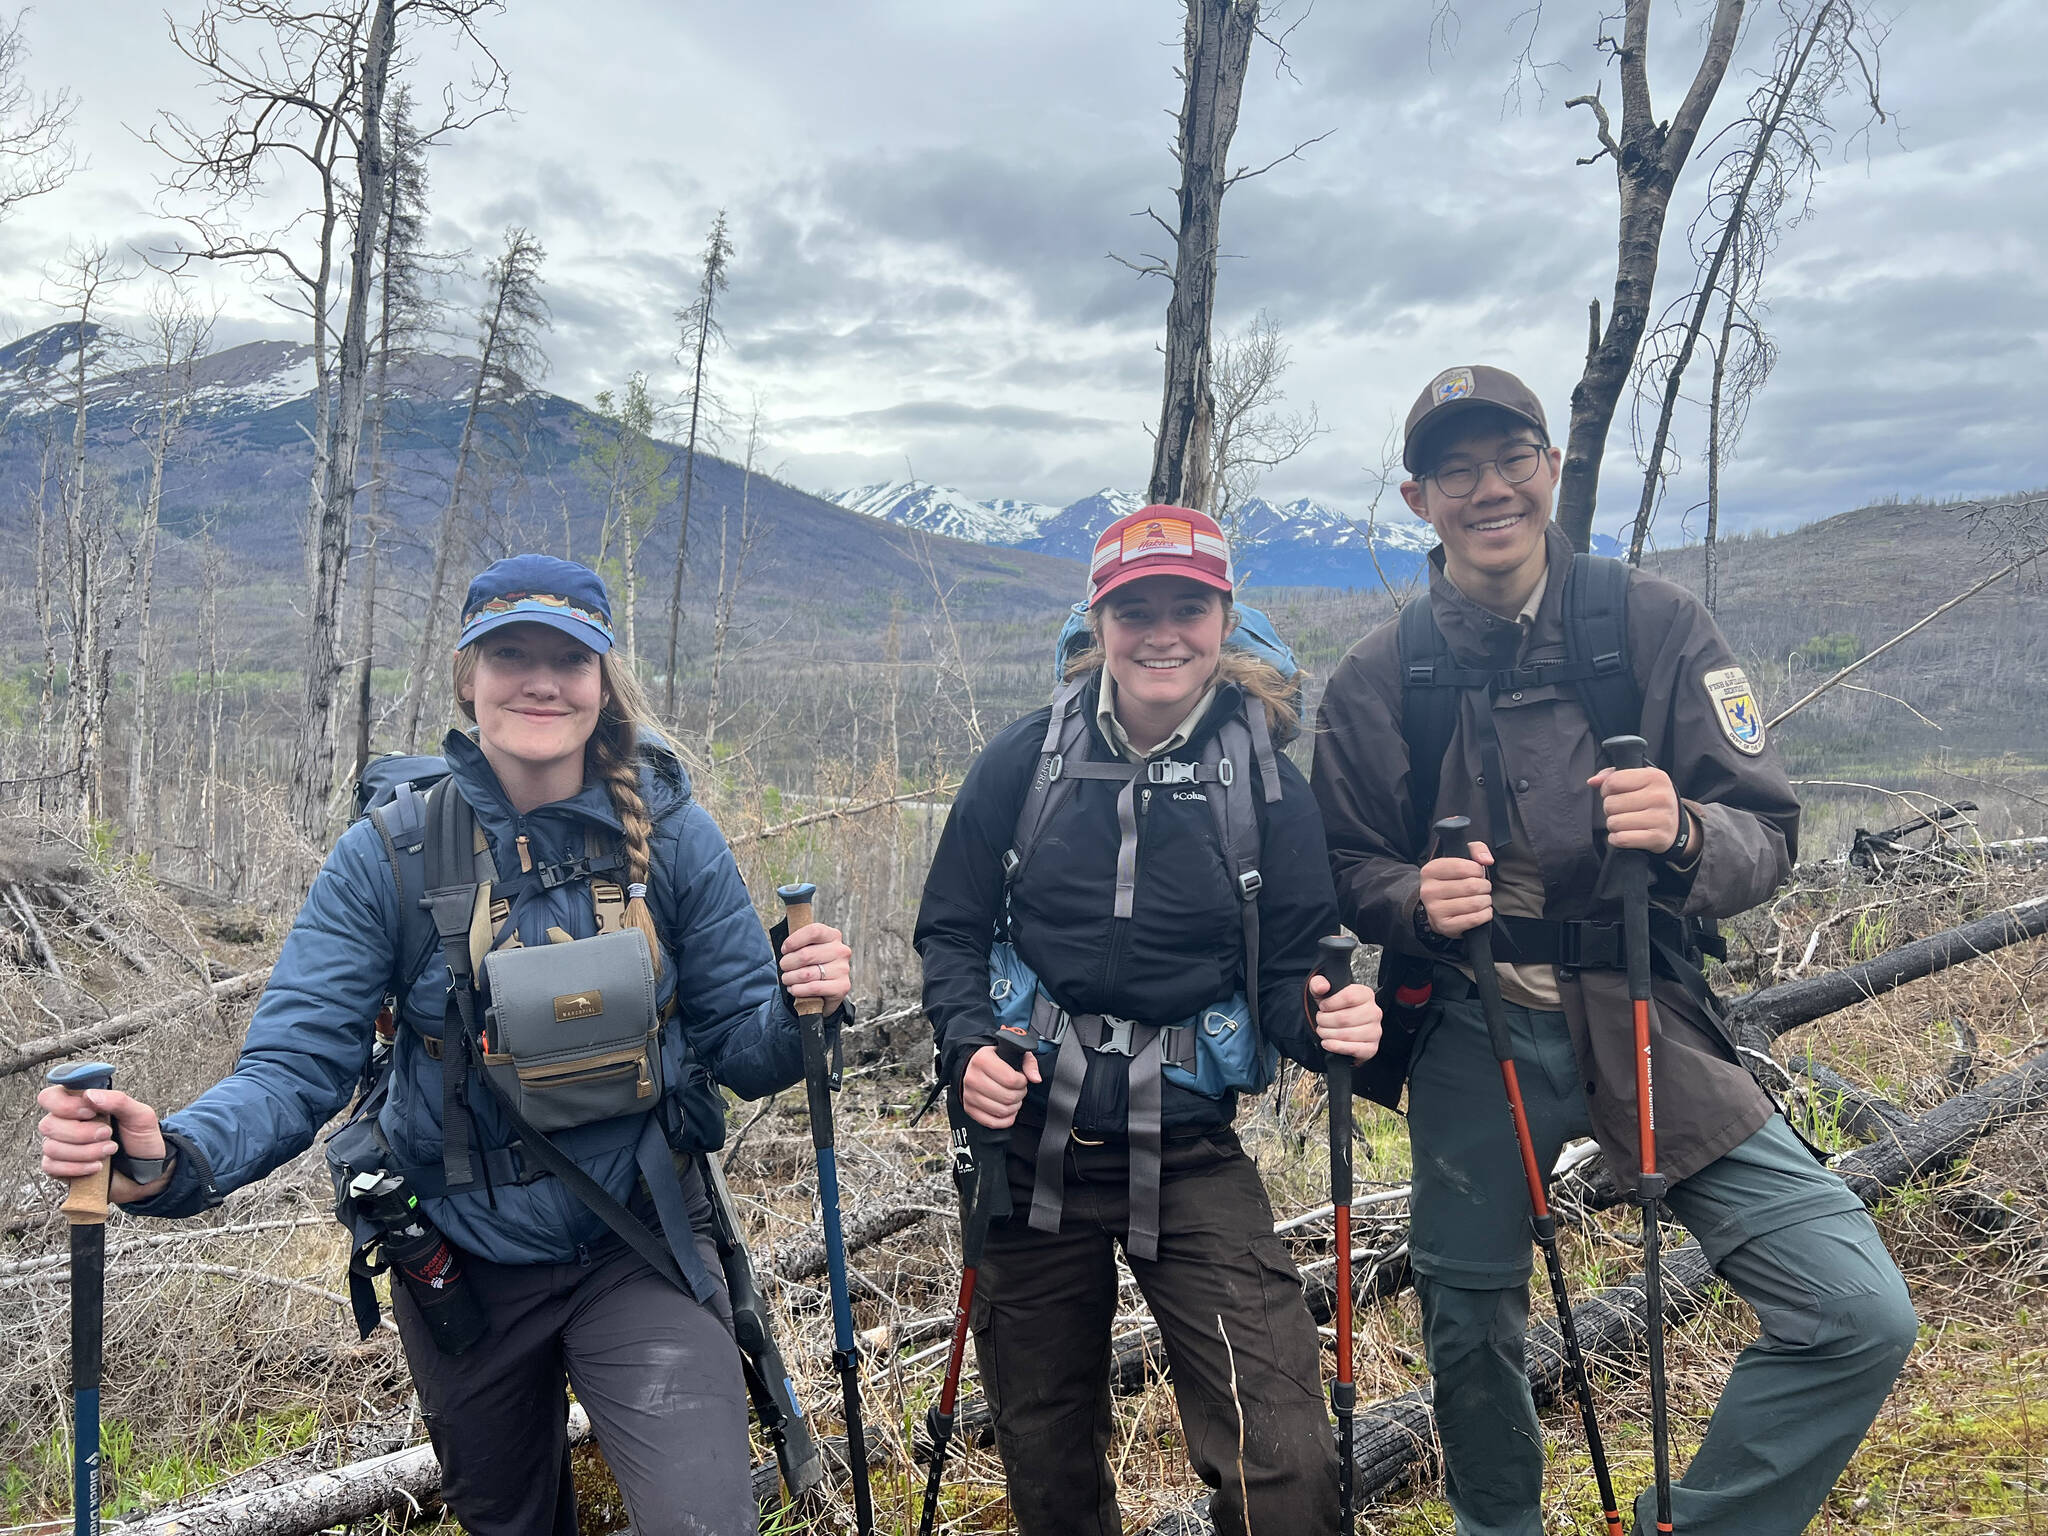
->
[1311,366,1916,1536]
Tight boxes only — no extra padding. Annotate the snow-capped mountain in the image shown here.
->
[830,480,1058,546]
[827,477,1623,590]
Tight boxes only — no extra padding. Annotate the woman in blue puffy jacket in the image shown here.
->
[39,555,850,1536]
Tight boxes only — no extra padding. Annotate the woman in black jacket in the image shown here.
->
[914,506,1382,1536]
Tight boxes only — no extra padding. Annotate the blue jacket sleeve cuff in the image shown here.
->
[119,1127,223,1220]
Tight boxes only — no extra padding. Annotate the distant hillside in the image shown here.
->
[0,323,1083,632]
[1642,501,2048,774]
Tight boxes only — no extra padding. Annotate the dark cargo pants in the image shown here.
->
[973,1126,1341,1536]
[392,1162,758,1536]
[1407,979,1918,1536]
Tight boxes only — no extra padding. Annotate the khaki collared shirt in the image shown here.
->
[1096,674,1220,764]
[1481,566,1560,1009]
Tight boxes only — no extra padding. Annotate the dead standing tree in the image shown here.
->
[1123,2,1328,510]
[0,9,75,225]
[663,209,733,718]
[1553,0,1747,553]
[395,226,548,747]
[1205,308,1324,552]
[1626,0,1886,564]
[152,0,506,837]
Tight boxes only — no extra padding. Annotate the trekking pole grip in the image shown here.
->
[1598,736,1657,1002]
[776,883,826,1020]
[1433,815,1517,1063]
[1314,936,1359,1194]
[47,1063,116,1226]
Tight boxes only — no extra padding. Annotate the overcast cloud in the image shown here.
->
[3,0,2043,542]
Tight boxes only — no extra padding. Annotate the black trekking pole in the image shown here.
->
[1313,934,1361,1536]
[777,883,873,1536]
[46,1062,117,1536]
[916,1025,1030,1536]
[1599,735,1673,1535]
[1434,818,1628,1536]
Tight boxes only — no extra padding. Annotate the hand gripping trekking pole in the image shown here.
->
[47,1062,117,1536]
[778,883,873,1536]
[1600,735,1673,1534]
[916,1026,1029,1536]
[1434,818,1627,1536]
[1313,934,1361,1536]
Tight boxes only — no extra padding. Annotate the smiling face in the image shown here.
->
[1400,412,1560,596]
[1097,575,1228,739]
[459,621,606,780]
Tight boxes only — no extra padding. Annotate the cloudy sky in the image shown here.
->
[3,1,2043,542]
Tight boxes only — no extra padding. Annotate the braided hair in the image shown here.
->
[448,642,673,979]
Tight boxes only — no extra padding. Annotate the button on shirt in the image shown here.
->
[1464,566,1561,1010]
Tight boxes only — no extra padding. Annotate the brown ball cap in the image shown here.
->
[1402,365,1549,474]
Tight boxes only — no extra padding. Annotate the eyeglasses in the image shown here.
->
[1428,443,1547,500]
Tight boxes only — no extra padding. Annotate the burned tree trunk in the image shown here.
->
[1145,0,1259,511]
[1726,895,2048,1052]
[1555,0,1746,552]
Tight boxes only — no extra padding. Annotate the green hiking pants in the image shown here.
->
[1407,976,1918,1536]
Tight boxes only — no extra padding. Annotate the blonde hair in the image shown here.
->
[1063,599,1304,740]
[451,642,673,978]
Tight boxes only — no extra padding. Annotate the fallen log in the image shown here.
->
[1785,1051,1913,1145]
[116,1406,593,1536]
[771,1195,941,1286]
[0,967,270,1078]
[1726,895,2048,1051]
[1139,1046,2048,1533]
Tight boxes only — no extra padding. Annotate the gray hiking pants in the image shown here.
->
[1407,977,1918,1536]
[391,1162,758,1536]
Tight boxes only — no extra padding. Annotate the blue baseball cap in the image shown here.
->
[458,554,616,655]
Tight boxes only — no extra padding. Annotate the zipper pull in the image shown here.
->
[516,833,533,873]
[1141,787,1153,816]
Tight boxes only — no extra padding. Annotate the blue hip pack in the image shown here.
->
[987,940,1275,1098]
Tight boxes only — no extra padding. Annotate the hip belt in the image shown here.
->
[1027,993,1197,1264]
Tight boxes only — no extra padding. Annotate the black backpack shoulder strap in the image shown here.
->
[1396,595,1459,855]
[1203,698,1266,1039]
[421,777,488,1191]
[1562,552,1640,745]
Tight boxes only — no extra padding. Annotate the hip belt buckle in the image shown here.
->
[1094,1014,1138,1056]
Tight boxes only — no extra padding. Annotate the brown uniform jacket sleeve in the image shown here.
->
[1626,567,1799,916]
[1311,627,1428,953]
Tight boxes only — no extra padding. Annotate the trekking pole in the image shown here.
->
[46,1061,117,1536]
[777,883,873,1536]
[916,1027,1030,1536]
[1313,933,1361,1536]
[1434,818,1628,1536]
[1599,735,1673,1534]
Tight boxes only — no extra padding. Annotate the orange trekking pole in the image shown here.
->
[1600,734,1673,1533]
[1435,817,1627,1536]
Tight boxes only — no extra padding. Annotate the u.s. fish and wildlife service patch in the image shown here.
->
[1704,665,1766,755]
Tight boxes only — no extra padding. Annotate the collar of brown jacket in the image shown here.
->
[1425,521,1577,666]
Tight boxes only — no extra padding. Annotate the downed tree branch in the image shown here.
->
[42,881,157,974]
[115,1407,594,1536]
[6,880,61,973]
[1140,1046,2048,1533]
[0,966,271,1078]
[728,783,959,847]
[1726,895,2048,1052]
[1768,544,2048,729]
[771,1198,942,1286]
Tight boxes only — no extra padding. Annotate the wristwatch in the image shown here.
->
[111,1146,173,1186]
[1663,807,1701,867]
